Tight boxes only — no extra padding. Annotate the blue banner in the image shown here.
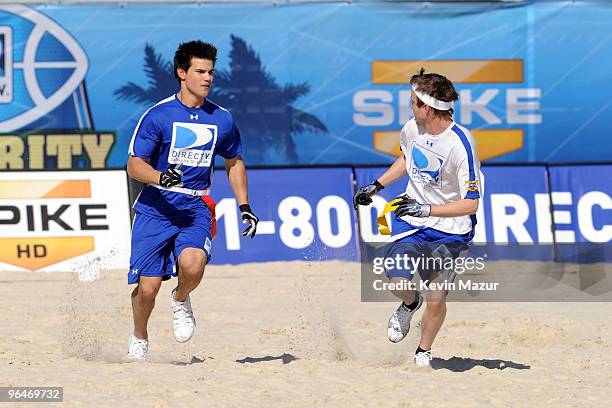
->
[1,2,612,169]
[144,164,610,264]
[548,165,612,244]
[477,166,552,244]
[208,167,358,264]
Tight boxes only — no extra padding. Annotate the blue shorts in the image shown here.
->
[128,208,212,285]
[384,226,473,281]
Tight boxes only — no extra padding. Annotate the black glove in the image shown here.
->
[159,168,182,188]
[393,196,431,218]
[353,180,384,209]
[239,204,259,238]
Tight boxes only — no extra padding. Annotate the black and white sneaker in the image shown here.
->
[414,349,432,368]
[387,293,423,343]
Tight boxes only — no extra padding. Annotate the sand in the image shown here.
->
[1,261,611,407]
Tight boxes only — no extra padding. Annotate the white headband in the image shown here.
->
[413,87,454,111]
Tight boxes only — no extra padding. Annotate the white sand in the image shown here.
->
[1,261,610,407]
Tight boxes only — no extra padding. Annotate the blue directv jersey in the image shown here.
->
[128,94,242,219]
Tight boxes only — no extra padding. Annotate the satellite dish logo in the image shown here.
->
[0,5,90,132]
[170,122,218,168]
[411,144,444,185]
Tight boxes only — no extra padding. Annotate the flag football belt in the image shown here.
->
[376,197,405,235]
[151,184,217,239]
[152,184,210,196]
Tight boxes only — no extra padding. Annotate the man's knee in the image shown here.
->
[136,291,157,305]
[136,280,161,303]
[178,248,207,280]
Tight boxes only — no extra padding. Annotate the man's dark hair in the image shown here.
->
[173,40,217,83]
[410,68,458,118]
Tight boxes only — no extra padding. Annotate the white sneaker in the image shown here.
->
[171,288,196,343]
[387,292,423,343]
[127,334,148,360]
[414,350,432,368]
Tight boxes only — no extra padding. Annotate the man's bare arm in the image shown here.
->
[224,155,258,238]
[127,156,161,185]
[377,155,408,187]
[354,155,407,208]
[224,155,248,205]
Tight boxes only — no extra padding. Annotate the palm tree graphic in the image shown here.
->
[115,35,328,164]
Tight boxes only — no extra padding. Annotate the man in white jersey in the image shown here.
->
[354,69,482,368]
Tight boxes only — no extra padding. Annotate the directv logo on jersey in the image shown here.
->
[0,5,91,132]
[170,122,218,167]
[410,144,444,186]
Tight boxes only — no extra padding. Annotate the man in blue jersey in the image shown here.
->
[354,69,482,368]
[126,40,259,360]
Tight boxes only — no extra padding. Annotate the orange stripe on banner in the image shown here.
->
[0,236,95,271]
[43,180,91,198]
[472,129,524,161]
[373,131,403,157]
[373,129,524,161]
[0,180,91,199]
[372,60,523,84]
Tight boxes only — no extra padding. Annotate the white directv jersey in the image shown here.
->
[397,118,483,236]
